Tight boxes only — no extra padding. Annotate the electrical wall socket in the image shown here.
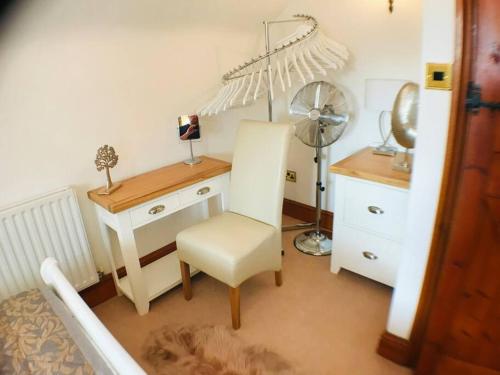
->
[286,170,297,183]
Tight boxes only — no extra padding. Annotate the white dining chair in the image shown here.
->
[176,119,293,329]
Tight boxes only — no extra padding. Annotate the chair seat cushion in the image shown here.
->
[176,212,281,287]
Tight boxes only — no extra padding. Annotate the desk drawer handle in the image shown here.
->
[363,251,378,260]
[368,206,384,215]
[148,205,165,215]
[197,187,211,195]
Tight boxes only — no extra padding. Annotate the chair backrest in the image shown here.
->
[229,120,293,229]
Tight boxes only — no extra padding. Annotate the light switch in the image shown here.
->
[425,63,453,90]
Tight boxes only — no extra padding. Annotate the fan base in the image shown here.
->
[294,230,332,256]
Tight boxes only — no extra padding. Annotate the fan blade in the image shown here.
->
[290,84,316,115]
[290,91,314,116]
[290,107,310,117]
[319,126,332,146]
[318,85,336,110]
[314,83,323,108]
[320,121,348,146]
[294,118,319,147]
[320,113,349,126]
[291,81,350,148]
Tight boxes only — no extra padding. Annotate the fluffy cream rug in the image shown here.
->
[143,325,299,375]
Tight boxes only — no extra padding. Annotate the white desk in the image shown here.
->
[88,156,231,315]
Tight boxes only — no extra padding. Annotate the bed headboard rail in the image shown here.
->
[41,257,146,375]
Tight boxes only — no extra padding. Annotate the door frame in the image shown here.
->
[407,0,473,366]
[377,0,473,366]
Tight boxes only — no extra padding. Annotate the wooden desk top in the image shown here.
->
[329,147,410,189]
[88,156,231,213]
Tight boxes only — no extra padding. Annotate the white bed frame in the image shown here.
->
[40,258,146,375]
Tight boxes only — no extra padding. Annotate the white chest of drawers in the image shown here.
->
[329,148,410,287]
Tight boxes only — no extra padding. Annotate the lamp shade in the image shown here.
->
[365,79,408,111]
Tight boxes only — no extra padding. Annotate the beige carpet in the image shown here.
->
[93,216,411,375]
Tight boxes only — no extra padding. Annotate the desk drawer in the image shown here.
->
[130,194,180,228]
[342,178,408,240]
[179,177,223,206]
[332,225,401,286]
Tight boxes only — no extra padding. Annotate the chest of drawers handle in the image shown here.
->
[362,251,378,260]
[368,206,384,215]
[197,187,211,195]
[148,205,165,215]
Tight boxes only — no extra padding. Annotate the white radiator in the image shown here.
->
[0,187,98,301]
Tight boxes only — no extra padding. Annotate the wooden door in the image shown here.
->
[415,0,500,374]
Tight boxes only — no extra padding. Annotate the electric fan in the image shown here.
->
[290,81,350,256]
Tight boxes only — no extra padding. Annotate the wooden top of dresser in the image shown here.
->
[329,147,410,189]
[88,156,232,213]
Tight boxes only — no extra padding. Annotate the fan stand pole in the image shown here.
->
[314,146,323,235]
[292,137,333,256]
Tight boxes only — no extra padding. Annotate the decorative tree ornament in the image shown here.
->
[95,145,121,195]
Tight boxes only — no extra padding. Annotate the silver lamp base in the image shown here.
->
[184,139,202,165]
[294,230,332,256]
[372,144,397,156]
[392,151,412,173]
[183,157,202,165]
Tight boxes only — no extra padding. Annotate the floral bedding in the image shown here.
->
[0,289,94,375]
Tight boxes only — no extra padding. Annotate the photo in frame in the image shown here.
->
[178,114,201,141]
[178,114,202,165]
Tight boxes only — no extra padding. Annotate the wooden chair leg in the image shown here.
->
[179,261,192,300]
[275,270,283,287]
[229,286,240,330]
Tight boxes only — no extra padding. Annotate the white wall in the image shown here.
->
[0,0,287,272]
[387,0,455,339]
[0,0,429,311]
[206,0,422,210]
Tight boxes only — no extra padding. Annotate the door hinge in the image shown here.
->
[466,82,500,113]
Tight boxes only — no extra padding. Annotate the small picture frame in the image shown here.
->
[178,114,201,141]
[178,114,202,165]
